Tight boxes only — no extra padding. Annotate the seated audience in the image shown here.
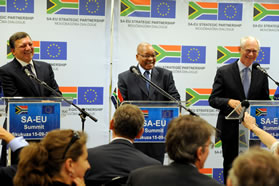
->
[0,126,28,186]
[227,147,279,186]
[13,129,90,186]
[126,115,223,186]
[243,112,279,155]
[85,104,160,185]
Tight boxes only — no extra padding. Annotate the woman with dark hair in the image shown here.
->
[13,129,90,186]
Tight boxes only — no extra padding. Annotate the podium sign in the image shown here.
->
[8,102,60,139]
[121,101,180,143]
[135,107,179,142]
[250,105,279,139]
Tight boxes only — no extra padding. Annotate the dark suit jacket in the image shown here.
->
[208,60,269,139]
[118,66,180,101]
[85,139,161,185]
[0,147,23,186]
[127,162,223,186]
[117,66,180,162]
[0,58,60,97]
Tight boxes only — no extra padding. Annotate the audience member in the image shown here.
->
[243,112,279,155]
[127,115,223,186]
[0,127,28,186]
[13,129,90,186]
[227,147,279,186]
[85,104,160,185]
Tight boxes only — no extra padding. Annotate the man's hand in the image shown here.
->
[228,99,241,114]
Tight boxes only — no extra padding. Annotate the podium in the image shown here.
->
[4,97,66,140]
[226,100,279,153]
[121,101,183,143]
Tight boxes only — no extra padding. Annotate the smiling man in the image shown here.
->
[208,36,270,183]
[117,42,180,163]
[0,32,61,166]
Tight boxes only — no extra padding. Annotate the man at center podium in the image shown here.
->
[118,42,180,163]
[0,32,61,166]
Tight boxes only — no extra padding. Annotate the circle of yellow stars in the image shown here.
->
[13,0,28,11]
[47,44,61,59]
[224,5,237,19]
[86,0,99,14]
[256,49,265,63]
[84,89,98,103]
[187,48,200,62]
[157,2,170,17]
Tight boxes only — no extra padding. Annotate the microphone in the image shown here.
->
[252,62,279,86]
[128,66,198,116]
[130,66,141,76]
[252,63,267,75]
[239,100,250,123]
[23,66,35,78]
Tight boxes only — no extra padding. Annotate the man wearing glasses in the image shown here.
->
[118,42,180,164]
[208,36,270,183]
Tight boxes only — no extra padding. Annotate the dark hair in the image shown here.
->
[9,32,31,49]
[113,104,144,139]
[13,129,87,186]
[166,115,215,163]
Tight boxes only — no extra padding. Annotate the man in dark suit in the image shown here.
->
[127,115,223,186]
[208,36,270,183]
[85,104,160,185]
[0,32,61,166]
[0,32,60,97]
[118,42,180,163]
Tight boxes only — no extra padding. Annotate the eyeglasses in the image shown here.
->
[138,54,156,58]
[204,141,214,149]
[62,131,80,159]
[244,49,258,54]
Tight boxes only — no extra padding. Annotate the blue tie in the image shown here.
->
[26,64,41,95]
[242,67,250,98]
[144,71,150,91]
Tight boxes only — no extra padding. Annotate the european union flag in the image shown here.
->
[151,0,175,18]
[42,105,55,114]
[181,46,206,64]
[40,41,67,60]
[213,168,224,184]
[7,0,34,13]
[79,0,105,16]
[161,110,173,118]
[78,87,103,105]
[255,47,270,65]
[218,3,242,21]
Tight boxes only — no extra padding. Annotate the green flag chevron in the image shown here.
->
[120,0,150,17]
[47,0,78,14]
[217,46,240,64]
[0,0,6,6]
[152,45,181,62]
[186,88,209,107]
[254,3,279,21]
[188,2,217,20]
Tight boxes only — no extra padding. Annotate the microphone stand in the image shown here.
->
[137,73,198,116]
[26,73,97,132]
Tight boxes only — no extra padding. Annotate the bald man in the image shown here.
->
[118,42,180,163]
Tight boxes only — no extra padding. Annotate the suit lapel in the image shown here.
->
[33,61,43,95]
[135,66,149,96]
[149,67,159,98]
[13,59,40,96]
[232,60,246,98]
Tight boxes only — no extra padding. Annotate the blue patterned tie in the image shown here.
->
[26,64,41,96]
[144,70,150,91]
[242,67,250,98]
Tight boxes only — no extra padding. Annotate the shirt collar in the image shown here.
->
[238,60,252,72]
[111,137,133,144]
[16,58,34,67]
[138,64,152,75]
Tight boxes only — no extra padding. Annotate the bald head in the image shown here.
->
[136,42,156,70]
